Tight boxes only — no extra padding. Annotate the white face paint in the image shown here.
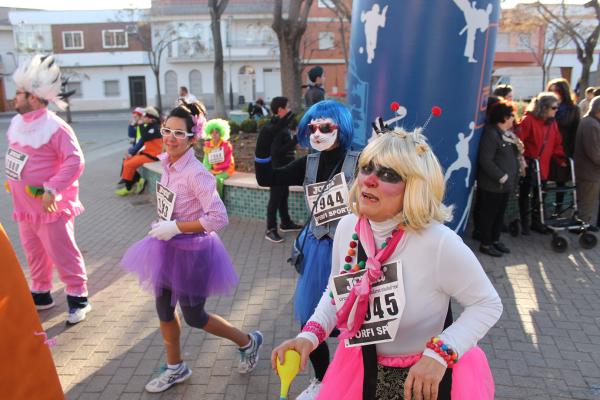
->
[308,118,338,152]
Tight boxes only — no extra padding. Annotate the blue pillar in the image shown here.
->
[347,0,501,234]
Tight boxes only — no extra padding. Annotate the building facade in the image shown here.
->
[493,3,599,99]
[8,9,154,111]
[151,0,281,109]
[301,0,351,99]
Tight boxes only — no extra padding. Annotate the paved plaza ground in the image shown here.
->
[1,115,600,399]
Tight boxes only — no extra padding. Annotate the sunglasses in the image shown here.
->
[309,122,338,134]
[550,106,559,110]
[160,127,194,139]
[359,162,403,184]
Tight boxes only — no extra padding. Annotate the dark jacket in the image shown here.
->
[304,85,325,107]
[265,116,297,167]
[477,124,520,193]
[129,122,161,155]
[574,115,600,183]
[556,103,580,158]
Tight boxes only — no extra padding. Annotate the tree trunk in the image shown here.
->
[579,59,592,92]
[211,11,227,118]
[154,68,163,113]
[542,67,547,91]
[339,19,349,67]
[279,35,303,111]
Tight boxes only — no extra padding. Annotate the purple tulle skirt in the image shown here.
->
[120,232,239,307]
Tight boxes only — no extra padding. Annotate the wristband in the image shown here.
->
[255,156,272,164]
[302,321,327,344]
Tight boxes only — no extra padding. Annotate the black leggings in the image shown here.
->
[155,288,209,329]
[310,341,330,381]
[302,321,331,381]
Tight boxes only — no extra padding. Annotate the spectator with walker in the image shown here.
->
[517,92,567,234]
[261,96,303,243]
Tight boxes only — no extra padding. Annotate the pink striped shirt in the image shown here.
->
[158,148,228,232]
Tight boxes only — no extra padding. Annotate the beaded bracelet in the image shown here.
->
[426,336,458,368]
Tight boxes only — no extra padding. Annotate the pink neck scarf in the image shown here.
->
[336,216,404,339]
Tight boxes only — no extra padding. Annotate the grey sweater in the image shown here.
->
[574,115,600,183]
[477,124,520,193]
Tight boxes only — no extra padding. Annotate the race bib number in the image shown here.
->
[305,173,351,226]
[5,148,29,181]
[156,182,177,221]
[330,261,404,347]
[208,148,225,164]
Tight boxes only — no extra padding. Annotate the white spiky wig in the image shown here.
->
[12,54,66,110]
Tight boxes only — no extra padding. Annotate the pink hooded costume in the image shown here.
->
[5,55,88,298]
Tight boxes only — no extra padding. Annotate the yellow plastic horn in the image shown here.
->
[276,349,301,400]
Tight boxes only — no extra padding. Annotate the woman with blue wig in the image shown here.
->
[255,100,358,399]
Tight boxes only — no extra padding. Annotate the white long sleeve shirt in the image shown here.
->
[298,214,503,366]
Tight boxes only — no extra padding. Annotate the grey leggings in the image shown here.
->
[155,288,209,329]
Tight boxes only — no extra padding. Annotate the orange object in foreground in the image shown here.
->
[0,223,64,399]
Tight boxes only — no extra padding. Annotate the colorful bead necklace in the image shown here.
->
[329,225,401,303]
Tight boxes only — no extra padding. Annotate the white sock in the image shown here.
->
[167,362,182,370]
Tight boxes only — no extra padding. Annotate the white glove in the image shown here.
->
[499,174,508,184]
[149,220,181,241]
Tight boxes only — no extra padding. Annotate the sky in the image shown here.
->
[0,0,591,10]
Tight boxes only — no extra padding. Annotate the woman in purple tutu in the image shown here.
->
[120,102,263,393]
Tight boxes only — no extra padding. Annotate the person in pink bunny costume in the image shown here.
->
[4,54,91,325]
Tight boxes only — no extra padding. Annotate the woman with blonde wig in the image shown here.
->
[272,128,502,400]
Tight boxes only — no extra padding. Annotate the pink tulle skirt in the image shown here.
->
[316,343,494,400]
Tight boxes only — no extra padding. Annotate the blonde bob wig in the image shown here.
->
[348,128,453,231]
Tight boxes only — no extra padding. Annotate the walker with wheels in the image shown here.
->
[508,158,597,253]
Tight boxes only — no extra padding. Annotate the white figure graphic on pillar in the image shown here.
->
[453,0,493,63]
[444,121,475,187]
[359,4,388,64]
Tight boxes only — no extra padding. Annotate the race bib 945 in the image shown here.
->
[330,261,405,347]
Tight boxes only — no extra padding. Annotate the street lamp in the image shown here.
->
[226,15,234,110]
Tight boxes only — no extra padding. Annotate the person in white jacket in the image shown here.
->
[272,127,503,400]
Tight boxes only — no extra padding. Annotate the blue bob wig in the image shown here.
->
[297,100,354,151]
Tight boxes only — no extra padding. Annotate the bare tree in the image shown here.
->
[322,0,351,66]
[208,0,230,119]
[535,0,600,91]
[272,0,314,111]
[507,7,570,89]
[127,19,183,112]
